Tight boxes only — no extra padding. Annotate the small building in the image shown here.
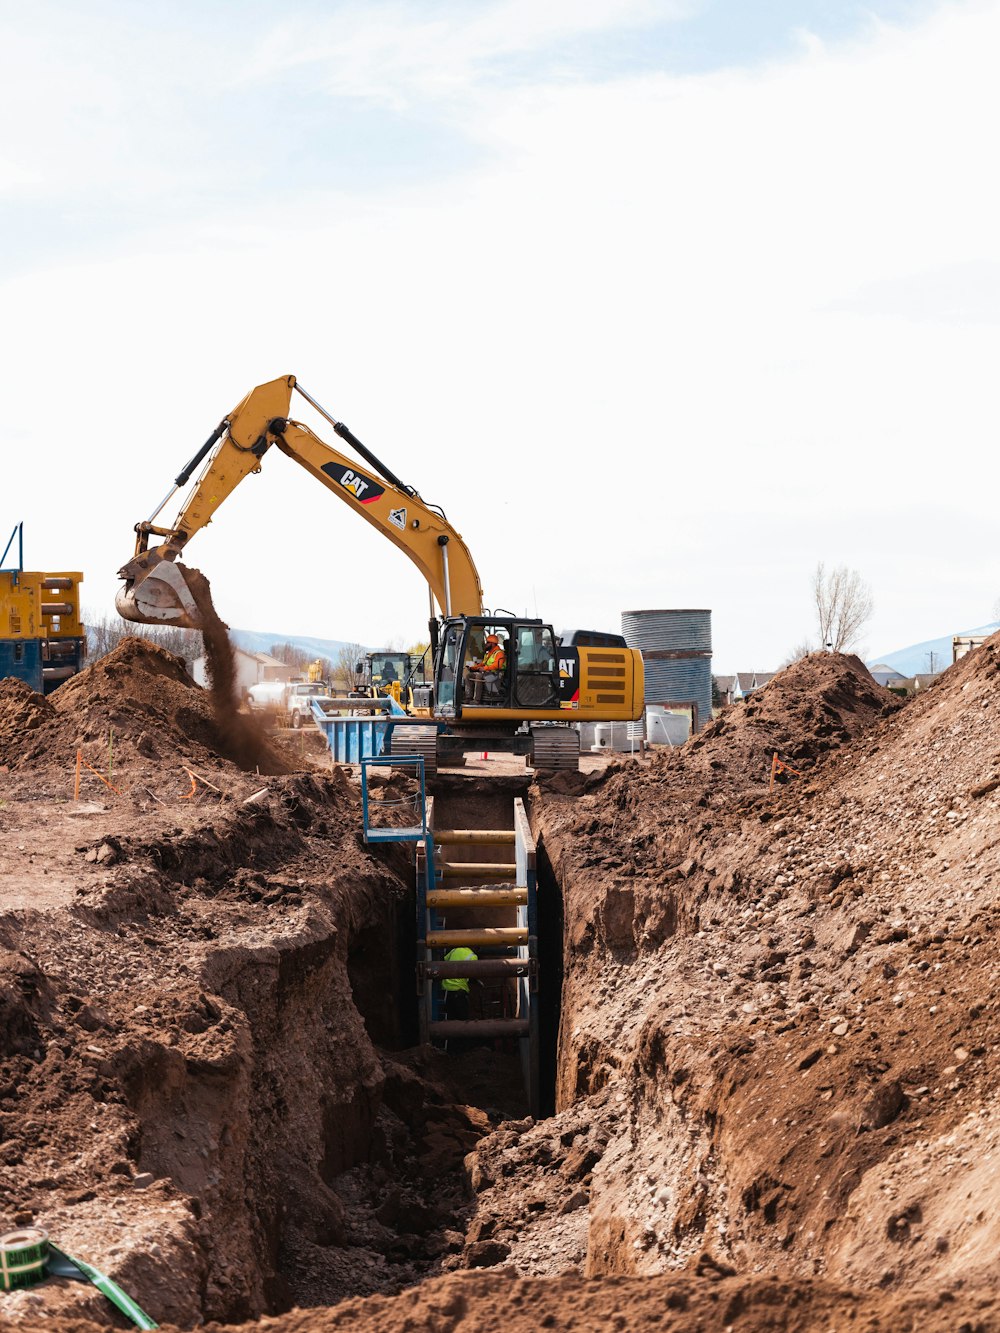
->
[953,634,992,662]
[868,663,907,689]
[191,649,293,696]
[886,671,944,697]
[713,671,775,707]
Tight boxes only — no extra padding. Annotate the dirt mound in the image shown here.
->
[0,678,55,768]
[196,1270,998,1331]
[0,769,474,1327]
[3,635,1000,1333]
[513,638,1000,1309]
[1,636,293,785]
[671,651,900,792]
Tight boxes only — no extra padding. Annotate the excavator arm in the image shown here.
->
[116,374,484,628]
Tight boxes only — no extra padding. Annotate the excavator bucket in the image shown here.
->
[115,562,203,629]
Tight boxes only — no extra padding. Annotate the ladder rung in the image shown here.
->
[428,1019,529,1038]
[426,887,527,908]
[434,829,515,845]
[440,862,517,879]
[427,927,527,948]
[423,959,532,979]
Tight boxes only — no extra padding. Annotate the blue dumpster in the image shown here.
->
[311,695,408,764]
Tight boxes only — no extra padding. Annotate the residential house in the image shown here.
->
[191,648,293,698]
[713,671,776,708]
[868,663,907,689]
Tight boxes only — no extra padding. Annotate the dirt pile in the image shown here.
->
[645,650,900,798]
[196,1270,998,1331]
[0,679,55,768]
[453,644,1000,1311]
[3,642,1000,1332]
[0,636,293,790]
[0,760,518,1326]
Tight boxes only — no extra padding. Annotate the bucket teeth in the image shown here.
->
[115,564,203,629]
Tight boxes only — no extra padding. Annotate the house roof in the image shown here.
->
[713,672,775,692]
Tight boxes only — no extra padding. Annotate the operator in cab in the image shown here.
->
[466,632,507,704]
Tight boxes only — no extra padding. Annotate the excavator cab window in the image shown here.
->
[458,623,510,707]
[436,622,464,711]
[513,624,559,708]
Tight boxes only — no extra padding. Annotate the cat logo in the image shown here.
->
[320,462,385,505]
[388,507,407,531]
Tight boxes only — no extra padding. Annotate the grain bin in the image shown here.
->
[622,609,712,733]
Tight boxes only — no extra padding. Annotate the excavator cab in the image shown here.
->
[434,617,561,717]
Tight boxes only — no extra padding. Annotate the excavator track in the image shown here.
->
[530,726,580,772]
[390,725,439,779]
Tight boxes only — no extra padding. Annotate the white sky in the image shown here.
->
[2,0,998,671]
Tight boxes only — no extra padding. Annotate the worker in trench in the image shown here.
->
[442,946,478,1042]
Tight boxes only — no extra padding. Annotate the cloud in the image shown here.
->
[2,1,999,671]
[827,261,1000,324]
[237,1,692,108]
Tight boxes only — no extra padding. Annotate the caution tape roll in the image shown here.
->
[0,1228,49,1291]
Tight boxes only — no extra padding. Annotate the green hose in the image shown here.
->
[45,1245,158,1330]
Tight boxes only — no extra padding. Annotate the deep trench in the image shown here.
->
[535,838,564,1119]
[251,777,564,1315]
[104,772,567,1322]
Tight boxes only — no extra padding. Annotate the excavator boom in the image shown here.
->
[116,375,483,628]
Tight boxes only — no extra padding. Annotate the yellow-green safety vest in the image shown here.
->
[442,946,478,992]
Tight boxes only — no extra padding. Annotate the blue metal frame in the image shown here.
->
[0,522,23,573]
[360,753,429,847]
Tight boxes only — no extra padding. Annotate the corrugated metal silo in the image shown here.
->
[622,609,712,733]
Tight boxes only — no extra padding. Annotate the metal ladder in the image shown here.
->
[416,798,539,1116]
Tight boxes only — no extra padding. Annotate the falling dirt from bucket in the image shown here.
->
[179,565,293,775]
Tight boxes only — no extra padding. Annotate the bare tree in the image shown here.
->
[85,610,201,664]
[268,642,333,679]
[334,643,367,691]
[782,638,815,667]
[812,563,874,653]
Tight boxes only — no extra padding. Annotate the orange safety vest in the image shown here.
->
[483,645,506,671]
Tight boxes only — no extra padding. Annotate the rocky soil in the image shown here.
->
[2,641,1000,1330]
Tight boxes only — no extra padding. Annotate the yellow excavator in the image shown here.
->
[116,374,643,771]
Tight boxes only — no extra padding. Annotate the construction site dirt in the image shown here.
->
[1,634,999,1331]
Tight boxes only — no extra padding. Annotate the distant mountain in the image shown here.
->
[869,622,1000,678]
[229,628,363,663]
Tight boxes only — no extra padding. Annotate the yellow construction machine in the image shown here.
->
[2,522,87,693]
[116,375,643,771]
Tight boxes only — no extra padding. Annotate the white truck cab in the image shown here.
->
[247,679,332,728]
